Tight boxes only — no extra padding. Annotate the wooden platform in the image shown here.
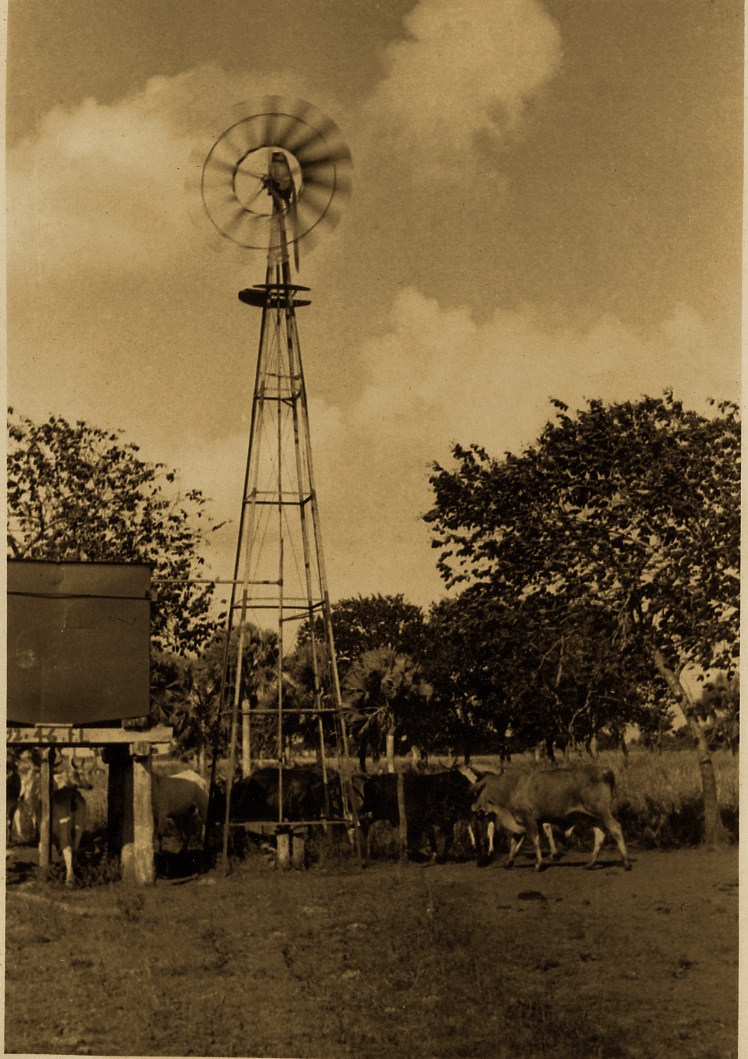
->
[7,724,173,885]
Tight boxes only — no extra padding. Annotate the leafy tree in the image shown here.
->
[425,591,515,761]
[7,409,217,683]
[425,392,739,843]
[298,593,427,679]
[282,638,342,759]
[187,624,280,769]
[342,647,434,772]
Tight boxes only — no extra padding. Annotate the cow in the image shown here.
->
[225,764,360,826]
[52,759,95,886]
[151,768,209,853]
[9,753,95,886]
[7,759,22,844]
[358,769,474,862]
[471,765,631,871]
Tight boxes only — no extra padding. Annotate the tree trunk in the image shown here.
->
[396,770,408,863]
[385,730,396,774]
[653,648,728,847]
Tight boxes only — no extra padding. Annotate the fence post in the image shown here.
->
[396,771,408,864]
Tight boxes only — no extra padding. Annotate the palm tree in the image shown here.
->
[343,647,433,772]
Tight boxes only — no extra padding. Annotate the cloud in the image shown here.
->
[6,64,324,278]
[353,288,736,457]
[180,287,735,609]
[364,0,562,184]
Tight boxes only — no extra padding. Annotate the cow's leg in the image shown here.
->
[493,808,525,868]
[472,812,488,866]
[487,818,495,856]
[600,814,631,871]
[56,818,74,887]
[585,826,606,868]
[543,822,561,860]
[504,833,524,868]
[527,821,545,871]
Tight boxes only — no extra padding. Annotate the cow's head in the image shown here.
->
[56,755,96,791]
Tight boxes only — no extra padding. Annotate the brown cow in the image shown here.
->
[471,765,630,871]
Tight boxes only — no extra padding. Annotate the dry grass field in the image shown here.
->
[4,746,739,1057]
[5,846,738,1057]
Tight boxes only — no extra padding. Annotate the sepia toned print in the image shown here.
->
[5,1,740,1056]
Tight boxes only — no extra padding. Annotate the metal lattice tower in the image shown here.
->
[193,100,358,865]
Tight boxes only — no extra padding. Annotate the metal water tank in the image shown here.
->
[7,560,152,725]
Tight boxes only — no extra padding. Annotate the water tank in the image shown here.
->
[7,560,152,725]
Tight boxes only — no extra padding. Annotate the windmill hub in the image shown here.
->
[194,96,351,260]
[233,148,303,216]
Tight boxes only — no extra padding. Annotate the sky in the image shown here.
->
[6,0,743,618]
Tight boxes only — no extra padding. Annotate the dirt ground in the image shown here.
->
[4,844,738,1058]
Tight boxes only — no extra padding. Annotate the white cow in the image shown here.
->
[151,769,209,853]
[10,754,94,886]
[471,765,630,871]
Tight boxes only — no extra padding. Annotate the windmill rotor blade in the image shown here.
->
[223,117,263,159]
[300,164,337,196]
[192,96,351,257]
[298,180,334,214]
[295,134,350,167]
[265,109,304,151]
[293,195,332,242]
[272,98,320,147]
[280,120,322,160]
[258,97,287,141]
[204,153,241,177]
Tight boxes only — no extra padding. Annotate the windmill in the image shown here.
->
[193,98,357,866]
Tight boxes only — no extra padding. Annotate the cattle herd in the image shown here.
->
[5,751,633,884]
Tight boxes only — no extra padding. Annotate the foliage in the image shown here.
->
[342,646,434,769]
[298,594,427,679]
[7,410,217,658]
[425,392,739,842]
[173,624,279,760]
[425,392,740,739]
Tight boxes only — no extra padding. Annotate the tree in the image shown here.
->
[185,624,279,769]
[425,392,739,843]
[342,647,434,772]
[298,594,427,679]
[7,409,217,669]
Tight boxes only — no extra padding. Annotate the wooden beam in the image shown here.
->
[106,745,128,861]
[6,726,173,746]
[37,748,54,878]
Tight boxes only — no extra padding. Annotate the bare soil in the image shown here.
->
[4,845,738,1058]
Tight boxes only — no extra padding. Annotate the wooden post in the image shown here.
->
[241,697,251,778]
[396,771,408,864]
[132,745,155,885]
[105,745,128,860]
[292,831,306,870]
[120,754,135,881]
[37,747,54,879]
[276,827,292,870]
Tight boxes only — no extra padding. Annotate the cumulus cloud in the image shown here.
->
[183,288,733,607]
[364,0,562,184]
[6,64,323,277]
[353,288,735,457]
